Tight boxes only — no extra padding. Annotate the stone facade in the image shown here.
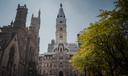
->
[0,4,40,76]
[39,4,79,76]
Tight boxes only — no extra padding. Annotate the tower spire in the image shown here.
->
[38,9,41,25]
[56,4,67,44]
[57,3,65,18]
[38,9,41,18]
[14,4,28,27]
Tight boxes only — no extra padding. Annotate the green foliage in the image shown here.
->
[71,0,128,75]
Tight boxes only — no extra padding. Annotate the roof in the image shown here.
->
[0,32,16,50]
[57,3,65,18]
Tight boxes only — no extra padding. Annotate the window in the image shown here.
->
[60,28,63,31]
[0,50,2,60]
[60,21,63,23]
[60,36,63,38]
[59,56,63,60]
[60,48,63,52]
[59,63,63,67]
[54,49,56,52]
[7,46,15,70]
[57,15,59,18]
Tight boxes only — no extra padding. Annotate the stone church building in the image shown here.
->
[0,4,40,76]
[39,4,79,76]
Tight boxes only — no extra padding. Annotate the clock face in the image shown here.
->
[60,21,63,23]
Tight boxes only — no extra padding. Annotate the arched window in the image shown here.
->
[60,36,63,38]
[60,48,62,52]
[7,46,15,74]
[50,70,52,74]
[60,28,63,31]
[0,50,2,60]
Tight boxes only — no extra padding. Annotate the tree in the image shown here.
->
[71,0,128,76]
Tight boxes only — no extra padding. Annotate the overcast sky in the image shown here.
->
[0,0,115,54]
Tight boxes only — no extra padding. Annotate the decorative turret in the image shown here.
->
[30,10,41,36]
[38,9,41,25]
[10,20,13,26]
[56,3,67,44]
[14,4,28,28]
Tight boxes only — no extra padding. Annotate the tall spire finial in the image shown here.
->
[38,9,41,17]
[32,13,34,18]
[60,3,62,8]
[11,20,13,25]
[38,9,41,25]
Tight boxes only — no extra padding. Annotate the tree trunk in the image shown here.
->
[84,67,86,76]
[109,63,114,76]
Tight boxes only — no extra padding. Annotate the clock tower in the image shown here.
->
[56,3,67,44]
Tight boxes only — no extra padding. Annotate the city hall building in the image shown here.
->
[39,4,79,76]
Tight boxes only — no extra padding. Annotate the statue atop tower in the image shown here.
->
[30,10,41,37]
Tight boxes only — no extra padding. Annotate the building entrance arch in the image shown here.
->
[59,71,63,76]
